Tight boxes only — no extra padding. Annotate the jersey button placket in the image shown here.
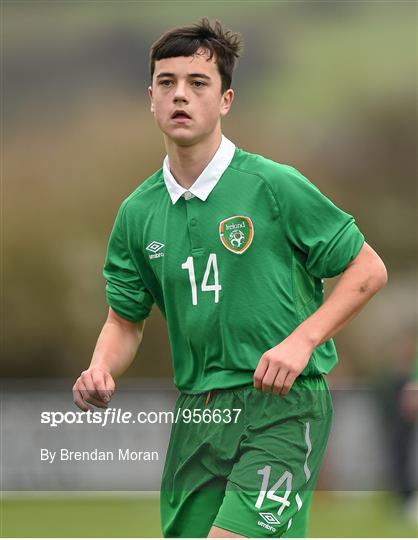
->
[185,198,203,257]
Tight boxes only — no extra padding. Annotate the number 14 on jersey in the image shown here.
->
[181,253,221,305]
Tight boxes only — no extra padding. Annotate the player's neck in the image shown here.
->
[164,131,222,190]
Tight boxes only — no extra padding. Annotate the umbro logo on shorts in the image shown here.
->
[146,241,165,259]
[257,512,280,532]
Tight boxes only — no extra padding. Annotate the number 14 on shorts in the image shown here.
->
[256,465,293,518]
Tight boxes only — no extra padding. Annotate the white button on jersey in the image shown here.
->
[183,191,194,200]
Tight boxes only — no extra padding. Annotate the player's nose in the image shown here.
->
[173,81,189,103]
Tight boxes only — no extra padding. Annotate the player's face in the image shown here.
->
[148,48,234,146]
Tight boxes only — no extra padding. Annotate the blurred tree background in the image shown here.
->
[3,0,417,381]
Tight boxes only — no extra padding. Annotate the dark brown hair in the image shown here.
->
[149,18,243,94]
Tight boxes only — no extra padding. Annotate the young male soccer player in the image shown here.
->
[73,19,388,538]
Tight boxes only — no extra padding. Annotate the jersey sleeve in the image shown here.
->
[103,202,154,322]
[277,165,365,278]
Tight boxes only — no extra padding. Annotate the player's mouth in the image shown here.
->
[171,110,192,123]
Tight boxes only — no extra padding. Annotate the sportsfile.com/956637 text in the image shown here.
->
[40,408,242,428]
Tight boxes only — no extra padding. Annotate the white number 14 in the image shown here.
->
[256,465,293,516]
[181,253,221,305]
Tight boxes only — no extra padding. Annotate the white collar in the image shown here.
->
[162,135,236,204]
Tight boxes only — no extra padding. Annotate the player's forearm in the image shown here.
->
[292,243,388,349]
[89,315,144,379]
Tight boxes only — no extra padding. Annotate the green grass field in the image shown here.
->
[1,492,417,537]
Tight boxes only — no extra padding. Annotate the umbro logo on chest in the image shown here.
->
[146,241,164,259]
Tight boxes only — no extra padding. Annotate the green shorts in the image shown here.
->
[160,375,333,538]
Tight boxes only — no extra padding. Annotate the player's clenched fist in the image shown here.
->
[253,334,314,395]
[72,367,115,412]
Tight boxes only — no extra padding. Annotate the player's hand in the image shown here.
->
[72,367,115,412]
[254,334,314,395]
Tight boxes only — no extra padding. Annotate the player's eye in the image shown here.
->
[159,80,173,86]
[191,81,206,87]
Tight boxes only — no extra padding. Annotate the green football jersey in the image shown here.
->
[103,137,364,393]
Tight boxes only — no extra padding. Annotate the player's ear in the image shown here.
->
[148,86,154,113]
[220,88,234,117]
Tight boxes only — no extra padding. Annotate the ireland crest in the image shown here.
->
[219,215,254,254]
